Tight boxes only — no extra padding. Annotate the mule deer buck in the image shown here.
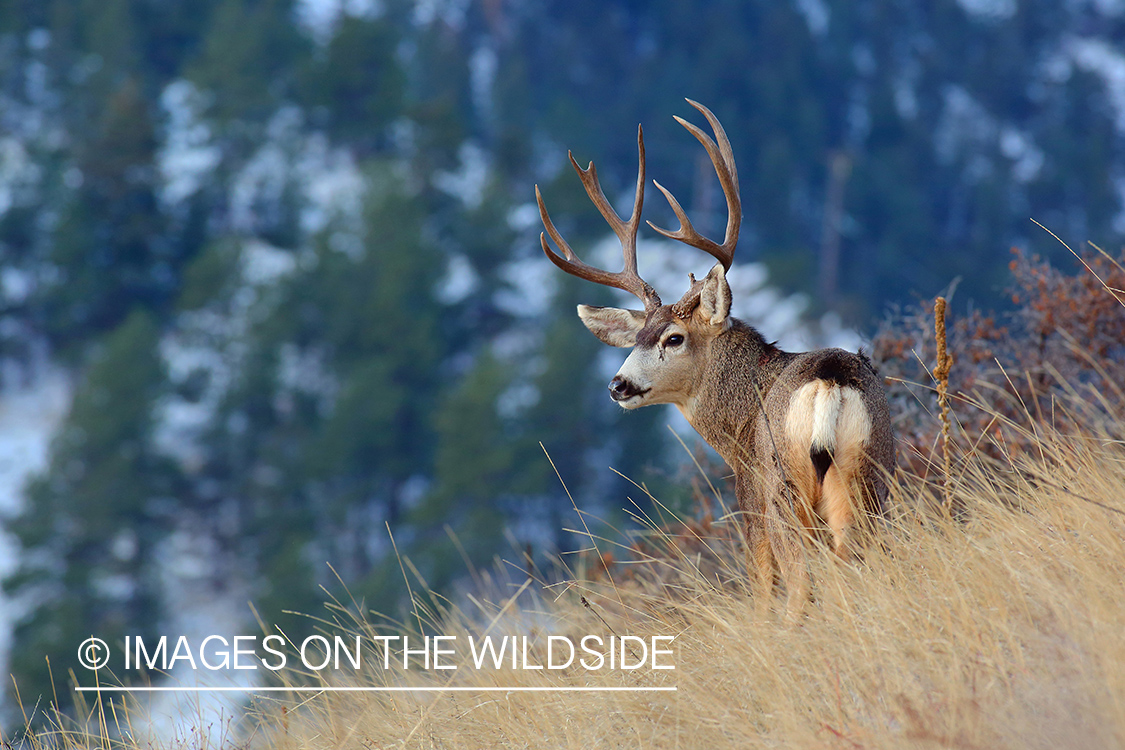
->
[535,100,895,617]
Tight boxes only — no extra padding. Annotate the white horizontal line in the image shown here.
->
[75,686,676,693]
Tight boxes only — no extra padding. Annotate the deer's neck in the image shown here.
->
[681,319,792,464]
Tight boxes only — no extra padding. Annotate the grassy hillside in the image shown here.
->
[238,407,1124,749]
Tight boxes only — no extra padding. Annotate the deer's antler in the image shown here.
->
[647,100,742,318]
[536,125,662,312]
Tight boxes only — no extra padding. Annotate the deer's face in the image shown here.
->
[577,264,732,412]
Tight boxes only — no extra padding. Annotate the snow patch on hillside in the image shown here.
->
[999,127,1045,183]
[793,0,830,37]
[956,0,1016,21]
[299,135,366,236]
[470,44,498,124]
[155,240,298,472]
[935,86,996,169]
[1068,37,1125,133]
[0,361,72,682]
[115,520,260,745]
[0,137,40,215]
[0,366,69,517]
[158,81,221,209]
[295,0,383,44]
[434,142,489,209]
[413,0,470,29]
[223,107,367,240]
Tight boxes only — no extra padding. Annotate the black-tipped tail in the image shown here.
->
[810,445,834,485]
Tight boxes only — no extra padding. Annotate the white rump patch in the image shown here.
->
[786,381,871,458]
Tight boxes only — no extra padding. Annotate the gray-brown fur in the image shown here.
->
[537,100,895,618]
[689,317,895,616]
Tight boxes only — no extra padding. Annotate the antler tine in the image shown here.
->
[647,99,742,271]
[537,125,661,311]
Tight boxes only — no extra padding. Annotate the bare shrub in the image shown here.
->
[871,245,1125,482]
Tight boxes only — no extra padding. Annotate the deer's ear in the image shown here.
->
[577,305,647,348]
[699,264,732,328]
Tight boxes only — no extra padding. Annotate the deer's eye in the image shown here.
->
[665,334,684,348]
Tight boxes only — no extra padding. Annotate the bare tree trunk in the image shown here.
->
[818,151,852,308]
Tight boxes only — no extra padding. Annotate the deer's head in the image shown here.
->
[536,100,741,413]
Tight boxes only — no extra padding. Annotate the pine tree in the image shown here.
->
[42,76,167,348]
[301,15,405,153]
[6,310,169,706]
[181,170,449,628]
[421,350,514,576]
[188,0,307,123]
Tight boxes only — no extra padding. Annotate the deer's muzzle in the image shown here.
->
[609,375,646,403]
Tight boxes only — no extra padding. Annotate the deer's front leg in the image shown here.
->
[763,491,811,623]
[736,472,774,609]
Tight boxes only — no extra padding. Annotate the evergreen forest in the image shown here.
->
[0,0,1121,710]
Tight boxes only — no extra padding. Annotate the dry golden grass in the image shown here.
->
[235,395,1125,750]
[13,357,1125,750]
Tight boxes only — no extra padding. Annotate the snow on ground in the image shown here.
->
[0,362,69,519]
[227,105,369,243]
[1068,36,1125,134]
[1065,35,1125,233]
[793,0,830,37]
[999,126,1045,184]
[294,0,383,44]
[434,142,489,209]
[956,0,1017,21]
[0,136,41,216]
[158,81,221,209]
[126,522,259,745]
[145,238,305,740]
[160,77,369,239]
[298,135,366,237]
[935,85,997,169]
[155,239,299,472]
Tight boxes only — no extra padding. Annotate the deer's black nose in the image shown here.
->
[609,376,638,401]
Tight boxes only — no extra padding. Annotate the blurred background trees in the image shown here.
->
[0,0,1121,709]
